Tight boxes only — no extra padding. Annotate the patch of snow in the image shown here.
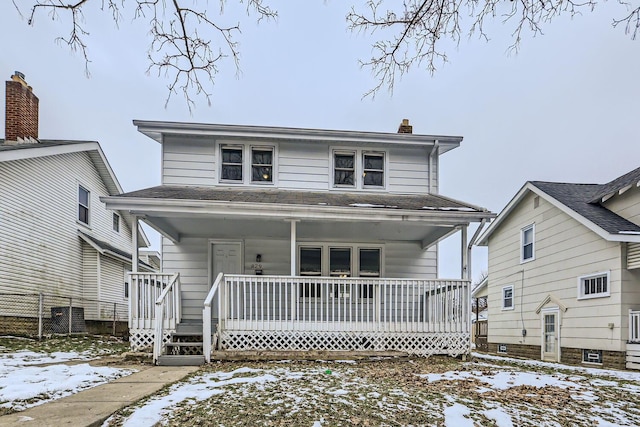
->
[0,350,93,367]
[326,389,349,396]
[419,370,577,391]
[444,403,474,427]
[121,370,280,427]
[0,363,132,411]
[483,408,514,427]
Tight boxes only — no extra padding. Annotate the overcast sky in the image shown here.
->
[2,2,639,281]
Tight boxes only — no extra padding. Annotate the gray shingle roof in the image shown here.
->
[590,166,640,203]
[79,232,154,270]
[117,185,490,214]
[530,180,640,234]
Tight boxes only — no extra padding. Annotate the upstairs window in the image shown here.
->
[578,271,610,299]
[112,213,120,232]
[363,152,384,187]
[221,146,243,181]
[78,185,90,225]
[334,152,355,186]
[502,285,514,310]
[251,147,273,183]
[521,224,535,262]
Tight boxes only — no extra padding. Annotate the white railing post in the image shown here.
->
[151,273,180,364]
[203,272,224,363]
[630,309,640,343]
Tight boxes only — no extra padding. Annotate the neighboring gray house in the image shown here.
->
[476,167,640,369]
[0,72,152,334]
[103,119,494,364]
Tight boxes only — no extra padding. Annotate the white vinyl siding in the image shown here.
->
[161,138,436,194]
[0,152,133,299]
[162,136,216,186]
[486,191,627,352]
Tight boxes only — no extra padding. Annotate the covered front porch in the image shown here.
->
[104,186,492,363]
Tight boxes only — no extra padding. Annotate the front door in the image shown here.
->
[210,242,242,281]
[542,310,559,362]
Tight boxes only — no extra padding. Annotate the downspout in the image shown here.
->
[428,141,439,194]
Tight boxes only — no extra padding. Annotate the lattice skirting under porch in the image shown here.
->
[129,328,173,351]
[219,330,470,357]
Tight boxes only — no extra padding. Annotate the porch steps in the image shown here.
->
[157,324,206,366]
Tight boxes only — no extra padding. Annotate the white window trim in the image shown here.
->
[297,243,385,277]
[217,142,278,186]
[112,212,121,233]
[502,285,515,310]
[249,145,276,185]
[77,183,90,227]
[330,147,388,190]
[577,271,610,300]
[520,223,535,263]
[219,144,245,184]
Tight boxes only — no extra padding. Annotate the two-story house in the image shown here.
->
[476,167,640,369]
[0,72,153,336]
[103,119,494,365]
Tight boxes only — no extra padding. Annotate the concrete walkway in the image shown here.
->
[0,364,199,427]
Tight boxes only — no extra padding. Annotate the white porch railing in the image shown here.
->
[204,274,471,357]
[128,273,180,353]
[630,310,640,343]
[203,272,223,363]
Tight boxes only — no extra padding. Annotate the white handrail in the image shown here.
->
[153,273,180,364]
[202,272,224,363]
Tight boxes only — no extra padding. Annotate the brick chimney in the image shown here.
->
[397,119,412,134]
[5,71,39,144]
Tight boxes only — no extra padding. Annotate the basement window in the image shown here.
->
[582,349,603,364]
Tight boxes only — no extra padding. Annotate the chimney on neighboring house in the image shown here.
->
[397,118,412,134]
[5,71,39,145]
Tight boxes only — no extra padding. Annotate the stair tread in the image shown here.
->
[171,332,203,336]
[166,342,203,346]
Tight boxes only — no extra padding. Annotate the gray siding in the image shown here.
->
[0,152,133,301]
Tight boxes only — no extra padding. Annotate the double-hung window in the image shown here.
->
[112,212,120,232]
[521,224,535,262]
[358,248,380,298]
[220,146,243,182]
[502,285,514,310]
[251,147,273,183]
[578,271,610,299]
[334,152,355,186]
[363,152,384,187]
[78,185,90,225]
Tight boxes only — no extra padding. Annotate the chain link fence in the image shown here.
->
[0,293,128,338]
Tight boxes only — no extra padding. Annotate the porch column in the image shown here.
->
[131,215,139,273]
[289,220,298,276]
[460,225,468,280]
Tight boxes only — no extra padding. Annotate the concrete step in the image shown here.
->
[157,355,206,366]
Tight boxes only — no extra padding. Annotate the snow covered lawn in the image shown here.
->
[104,353,640,426]
[0,336,135,414]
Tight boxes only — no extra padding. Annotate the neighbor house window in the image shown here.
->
[578,271,610,299]
[582,349,603,364]
[334,152,355,186]
[251,147,273,183]
[78,185,90,225]
[521,224,535,262]
[221,146,243,181]
[112,212,120,232]
[502,285,514,310]
[363,152,384,187]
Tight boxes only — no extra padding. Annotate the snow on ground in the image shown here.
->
[103,354,640,427]
[0,350,134,412]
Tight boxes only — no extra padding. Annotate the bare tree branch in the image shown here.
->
[348,0,635,98]
[18,0,277,110]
